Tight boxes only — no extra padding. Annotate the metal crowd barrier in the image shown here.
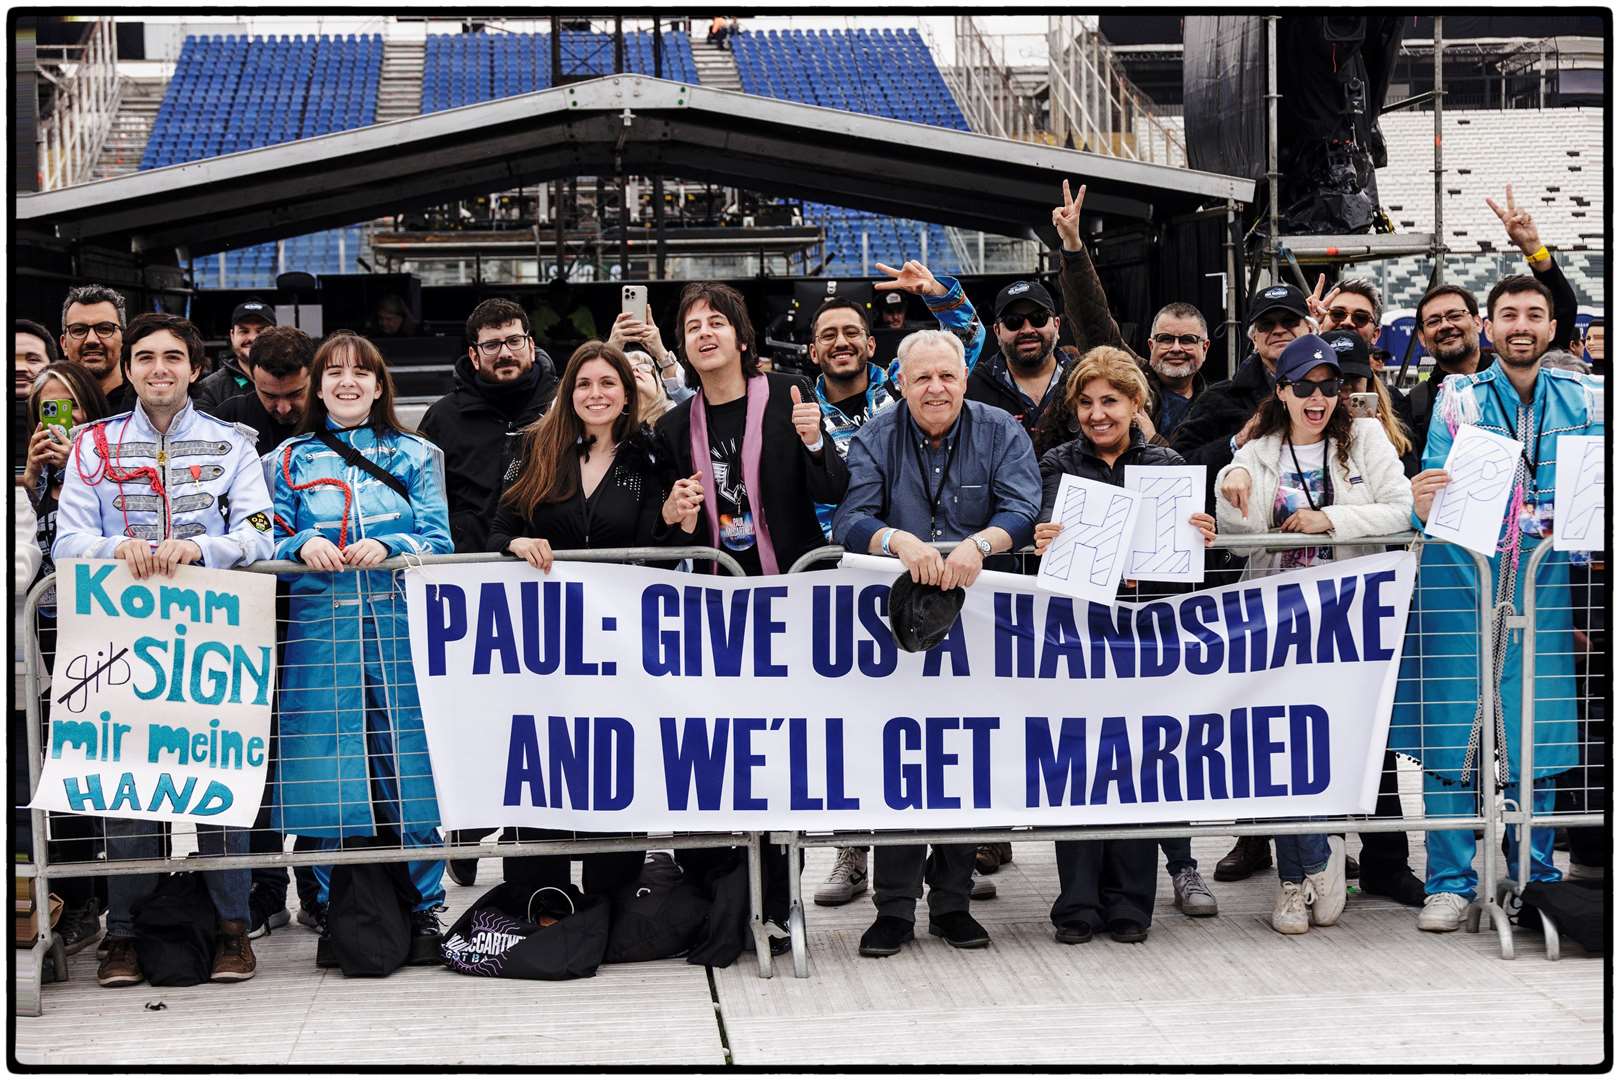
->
[769,532,1516,977]
[16,546,780,1017]
[1496,540,1608,960]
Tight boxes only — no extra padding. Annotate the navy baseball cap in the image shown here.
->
[1247,283,1310,326]
[1321,329,1374,380]
[993,280,1057,320]
[1277,334,1342,384]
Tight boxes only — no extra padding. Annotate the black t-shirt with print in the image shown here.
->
[705,397,762,575]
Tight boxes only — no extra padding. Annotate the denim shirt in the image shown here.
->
[831,399,1041,554]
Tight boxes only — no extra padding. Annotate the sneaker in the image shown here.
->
[57,899,103,956]
[407,906,445,965]
[1303,836,1347,926]
[970,872,997,901]
[927,910,990,949]
[1270,881,1309,935]
[1171,866,1219,917]
[813,847,869,906]
[248,887,291,940]
[1213,836,1272,882]
[1054,920,1093,944]
[96,937,145,987]
[210,919,257,982]
[1416,891,1470,932]
[296,901,327,932]
[858,915,914,957]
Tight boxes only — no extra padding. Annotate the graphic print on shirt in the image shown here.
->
[710,435,756,553]
[1272,440,1332,569]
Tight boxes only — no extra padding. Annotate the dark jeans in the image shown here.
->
[1160,837,1196,875]
[503,829,645,896]
[1052,838,1156,930]
[872,842,975,923]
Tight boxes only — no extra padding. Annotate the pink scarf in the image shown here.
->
[688,375,777,574]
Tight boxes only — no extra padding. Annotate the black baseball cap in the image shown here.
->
[230,299,276,327]
[887,573,965,653]
[993,280,1057,321]
[1321,329,1374,380]
[882,292,904,308]
[1247,283,1310,326]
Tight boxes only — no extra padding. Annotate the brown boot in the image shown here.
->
[1213,836,1273,882]
[211,919,257,982]
[96,937,145,988]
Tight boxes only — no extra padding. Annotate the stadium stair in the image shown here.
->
[90,76,165,182]
[376,38,425,122]
[690,38,742,91]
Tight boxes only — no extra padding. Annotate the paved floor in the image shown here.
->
[14,835,1606,1067]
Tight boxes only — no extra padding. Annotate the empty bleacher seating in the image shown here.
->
[420,30,697,113]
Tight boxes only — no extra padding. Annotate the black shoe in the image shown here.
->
[297,901,327,933]
[57,900,103,956]
[858,915,915,957]
[446,859,478,888]
[766,919,792,957]
[248,886,291,940]
[1054,921,1093,945]
[407,907,445,965]
[1213,836,1273,882]
[1108,919,1150,944]
[1344,853,1360,880]
[927,910,990,949]
[315,928,338,969]
[1360,867,1427,907]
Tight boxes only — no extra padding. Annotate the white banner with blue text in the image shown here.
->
[405,550,1416,831]
[30,560,277,827]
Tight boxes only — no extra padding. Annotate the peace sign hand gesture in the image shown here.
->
[873,260,947,298]
[1486,184,1545,262]
[1306,273,1341,323]
[1051,179,1086,252]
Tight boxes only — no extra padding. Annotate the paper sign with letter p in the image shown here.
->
[29,560,276,826]
[1123,464,1206,583]
[1424,425,1524,557]
[1036,473,1140,605]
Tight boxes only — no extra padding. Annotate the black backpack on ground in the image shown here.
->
[606,853,711,964]
[1520,879,1607,954]
[131,872,217,986]
[326,850,421,978]
[440,881,610,980]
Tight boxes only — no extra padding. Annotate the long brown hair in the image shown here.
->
[502,341,642,518]
[1246,379,1354,473]
[297,331,404,434]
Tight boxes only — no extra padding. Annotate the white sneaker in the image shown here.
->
[1271,881,1309,935]
[813,847,869,906]
[1416,891,1470,932]
[1303,836,1347,926]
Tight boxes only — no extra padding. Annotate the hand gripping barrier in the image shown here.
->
[771,532,1509,978]
[14,546,787,1016]
[1494,540,1607,960]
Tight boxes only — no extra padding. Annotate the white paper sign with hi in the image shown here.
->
[1424,424,1524,556]
[1123,464,1207,583]
[29,560,277,826]
[1035,473,1140,605]
[1552,434,1605,551]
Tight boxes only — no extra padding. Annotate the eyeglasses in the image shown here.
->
[474,333,531,356]
[1284,377,1341,399]
[1254,313,1303,333]
[1328,307,1375,328]
[1151,333,1204,349]
[65,322,121,341]
[999,312,1052,332]
[1421,309,1473,331]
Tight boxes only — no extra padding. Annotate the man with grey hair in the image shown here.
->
[832,328,1041,957]
[59,284,135,412]
[1307,275,1390,371]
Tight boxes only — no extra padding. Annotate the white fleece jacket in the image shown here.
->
[1215,417,1412,576]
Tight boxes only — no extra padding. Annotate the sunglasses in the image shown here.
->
[1254,313,1303,333]
[1284,377,1341,399]
[1328,307,1375,328]
[999,312,1052,332]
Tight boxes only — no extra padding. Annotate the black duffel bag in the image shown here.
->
[606,852,710,964]
[326,847,421,978]
[440,882,608,980]
[1521,878,1607,954]
[131,872,217,986]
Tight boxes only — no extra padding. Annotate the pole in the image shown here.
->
[1432,16,1445,286]
[1225,198,1239,373]
[653,16,663,78]
[1265,15,1281,282]
[653,173,666,279]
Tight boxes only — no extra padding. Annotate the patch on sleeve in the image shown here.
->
[248,511,271,532]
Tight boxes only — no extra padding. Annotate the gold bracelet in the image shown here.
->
[1527,245,1550,264]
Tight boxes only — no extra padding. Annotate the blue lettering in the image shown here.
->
[660,717,729,811]
[1179,595,1225,674]
[1269,584,1314,668]
[1185,712,1228,801]
[824,718,859,810]
[1221,588,1268,673]
[1140,715,1184,802]
[1088,716,1136,804]
[642,585,680,675]
[963,716,998,808]
[732,717,768,811]
[131,635,166,700]
[812,586,853,678]
[921,619,970,676]
[593,716,634,811]
[562,582,598,675]
[147,772,196,813]
[1136,602,1181,677]
[425,584,467,677]
[75,563,119,617]
[62,774,106,811]
[1250,704,1288,797]
[857,586,897,676]
[1025,716,1087,806]
[503,714,545,806]
[547,715,589,810]
[1087,603,1136,678]
[521,580,561,675]
[1290,704,1331,796]
[1315,577,1360,663]
[789,717,822,811]
[1037,598,1086,679]
[924,716,961,810]
[753,587,788,677]
[883,717,923,809]
[1361,571,1397,661]
[995,593,1034,678]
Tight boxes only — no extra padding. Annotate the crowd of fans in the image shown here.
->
[12,182,1603,985]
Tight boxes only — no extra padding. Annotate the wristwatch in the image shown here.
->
[972,535,993,558]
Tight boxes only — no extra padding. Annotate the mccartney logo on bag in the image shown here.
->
[440,909,527,975]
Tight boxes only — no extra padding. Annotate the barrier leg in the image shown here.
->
[746,833,774,978]
[785,834,809,978]
[1538,910,1562,961]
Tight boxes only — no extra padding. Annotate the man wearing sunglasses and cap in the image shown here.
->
[962,279,1069,437]
[195,299,276,413]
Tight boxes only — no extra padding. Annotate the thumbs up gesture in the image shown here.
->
[789,384,824,449]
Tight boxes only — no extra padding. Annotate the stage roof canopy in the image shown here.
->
[18,75,1254,259]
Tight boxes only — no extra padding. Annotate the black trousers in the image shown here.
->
[676,840,798,925]
[1357,747,1413,878]
[1052,838,1157,930]
[872,842,975,923]
[504,828,645,897]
